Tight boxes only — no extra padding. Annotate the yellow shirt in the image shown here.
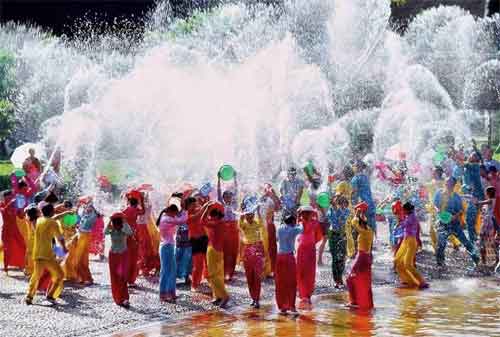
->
[239,218,263,245]
[33,217,63,260]
[351,217,373,253]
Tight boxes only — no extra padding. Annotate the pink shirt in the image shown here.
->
[159,212,188,245]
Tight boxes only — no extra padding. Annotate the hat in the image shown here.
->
[297,205,316,213]
[354,202,369,213]
[200,183,213,197]
[110,212,126,220]
[208,201,225,214]
[241,196,259,214]
[168,197,182,211]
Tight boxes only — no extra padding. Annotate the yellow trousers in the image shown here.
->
[206,246,228,300]
[261,225,272,277]
[27,258,64,299]
[346,218,356,258]
[395,237,425,288]
[64,232,93,283]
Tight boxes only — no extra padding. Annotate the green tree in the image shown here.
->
[0,50,16,100]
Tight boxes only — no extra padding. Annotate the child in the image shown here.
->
[478,187,499,270]
[24,204,39,277]
[275,214,302,314]
[122,193,145,287]
[394,202,428,289]
[25,202,67,305]
[346,202,374,310]
[239,196,265,308]
[296,205,323,308]
[326,195,350,288]
[202,201,230,308]
[157,197,188,302]
[217,174,239,281]
[106,212,133,308]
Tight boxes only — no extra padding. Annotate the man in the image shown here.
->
[280,167,304,217]
[22,148,42,184]
[26,202,67,305]
[433,177,479,267]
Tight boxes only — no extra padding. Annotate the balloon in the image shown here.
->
[15,194,26,209]
[63,213,78,227]
[438,211,452,224]
[219,164,235,181]
[14,168,25,178]
[316,192,330,209]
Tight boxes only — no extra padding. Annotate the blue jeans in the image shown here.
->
[159,243,176,295]
[465,204,478,244]
[436,220,478,266]
[176,246,192,279]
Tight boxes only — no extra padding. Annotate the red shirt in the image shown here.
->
[122,206,144,229]
[203,218,224,251]
[187,211,205,239]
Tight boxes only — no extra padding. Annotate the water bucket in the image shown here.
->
[14,168,25,178]
[438,211,452,224]
[316,192,330,209]
[63,213,78,227]
[219,164,235,181]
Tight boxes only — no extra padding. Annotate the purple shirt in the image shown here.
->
[159,212,188,245]
[400,212,419,238]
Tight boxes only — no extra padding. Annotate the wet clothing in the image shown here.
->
[351,174,376,232]
[464,163,485,200]
[326,207,350,284]
[275,253,297,311]
[280,178,304,214]
[297,219,322,301]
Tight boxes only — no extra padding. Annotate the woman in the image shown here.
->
[346,202,374,310]
[157,197,188,302]
[394,202,428,289]
[239,196,265,308]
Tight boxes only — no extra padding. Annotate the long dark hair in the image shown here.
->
[156,208,168,227]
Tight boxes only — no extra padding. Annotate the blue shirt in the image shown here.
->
[464,163,485,200]
[326,207,350,232]
[434,190,463,215]
[351,174,375,210]
[277,224,303,254]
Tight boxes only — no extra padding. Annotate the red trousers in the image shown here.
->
[136,225,160,275]
[266,222,277,274]
[243,242,264,301]
[223,221,239,280]
[297,243,316,301]
[109,250,130,305]
[346,251,374,310]
[127,234,139,284]
[89,216,104,255]
[2,219,26,270]
[191,253,207,289]
[275,253,297,311]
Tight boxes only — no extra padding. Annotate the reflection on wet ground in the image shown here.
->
[111,278,500,337]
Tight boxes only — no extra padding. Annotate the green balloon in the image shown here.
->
[14,168,25,178]
[316,192,330,209]
[63,213,78,227]
[438,211,452,224]
[219,164,235,181]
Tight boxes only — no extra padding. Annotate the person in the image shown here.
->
[90,213,105,261]
[434,177,479,267]
[351,161,376,234]
[217,173,239,281]
[346,202,374,310]
[122,192,145,287]
[280,167,304,217]
[157,197,188,302]
[394,202,428,289]
[461,185,479,244]
[175,207,192,285]
[63,202,97,285]
[186,196,208,292]
[201,201,230,308]
[482,145,500,171]
[296,205,323,308]
[25,202,67,305]
[464,153,485,202]
[477,186,500,270]
[22,148,42,186]
[259,183,281,277]
[1,190,26,273]
[106,212,133,308]
[136,192,160,277]
[239,196,265,308]
[24,204,39,277]
[334,167,356,258]
[325,195,350,288]
[275,214,302,314]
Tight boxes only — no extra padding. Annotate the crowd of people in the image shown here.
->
[0,143,499,314]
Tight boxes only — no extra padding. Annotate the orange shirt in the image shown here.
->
[188,212,205,239]
[203,219,224,251]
